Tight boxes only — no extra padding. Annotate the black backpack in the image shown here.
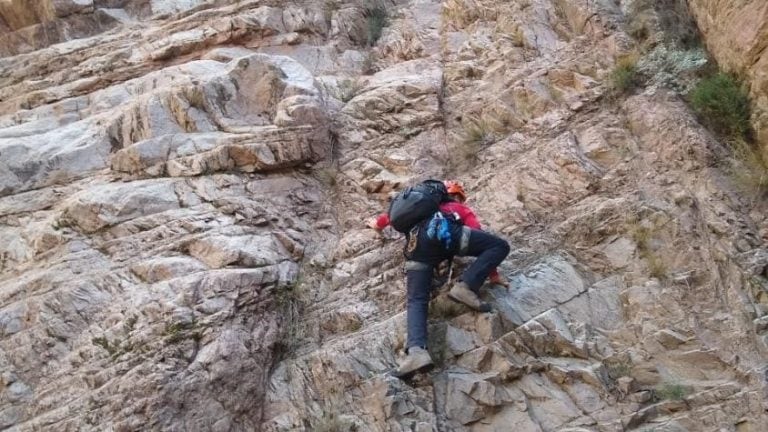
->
[388,179,448,233]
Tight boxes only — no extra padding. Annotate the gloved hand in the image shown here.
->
[366,217,382,231]
[489,273,509,288]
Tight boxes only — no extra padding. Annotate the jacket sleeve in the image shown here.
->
[456,204,481,230]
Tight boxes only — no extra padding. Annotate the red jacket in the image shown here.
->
[374,201,499,278]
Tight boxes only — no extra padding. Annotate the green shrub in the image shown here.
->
[442,0,498,29]
[689,73,751,140]
[609,55,640,95]
[316,166,339,187]
[164,321,193,344]
[446,115,506,171]
[453,117,496,167]
[605,360,632,379]
[646,252,667,280]
[92,336,117,355]
[635,45,708,93]
[124,315,138,333]
[626,217,668,280]
[630,224,652,252]
[655,382,689,401]
[461,117,496,148]
[337,78,363,103]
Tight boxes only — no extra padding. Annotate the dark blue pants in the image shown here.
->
[405,227,510,350]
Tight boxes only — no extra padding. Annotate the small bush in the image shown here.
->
[609,55,640,95]
[364,5,388,46]
[626,218,668,280]
[516,183,526,202]
[275,286,299,309]
[511,26,526,47]
[655,382,689,401]
[337,78,363,103]
[92,336,118,356]
[461,117,496,147]
[689,73,751,140]
[646,252,667,280]
[446,115,506,171]
[626,9,653,42]
[635,45,708,93]
[273,275,311,361]
[164,321,194,344]
[442,0,473,28]
[124,315,138,333]
[605,360,632,379]
[453,117,496,166]
[316,166,339,187]
[347,319,363,332]
[442,0,497,29]
[185,88,207,110]
[630,224,652,252]
[277,274,306,307]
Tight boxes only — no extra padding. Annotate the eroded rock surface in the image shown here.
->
[1,0,768,431]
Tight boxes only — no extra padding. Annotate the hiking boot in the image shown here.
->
[448,281,492,312]
[394,347,434,379]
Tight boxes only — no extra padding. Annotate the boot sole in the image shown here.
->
[447,293,491,313]
[393,362,435,380]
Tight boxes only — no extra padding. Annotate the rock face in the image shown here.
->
[687,0,768,146]
[0,0,145,56]
[1,0,768,431]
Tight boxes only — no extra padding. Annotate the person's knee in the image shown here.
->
[492,237,510,256]
[500,238,510,256]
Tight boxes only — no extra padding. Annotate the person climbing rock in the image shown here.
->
[367,180,511,378]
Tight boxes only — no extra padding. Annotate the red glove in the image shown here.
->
[367,214,390,231]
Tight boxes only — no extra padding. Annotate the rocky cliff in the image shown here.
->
[1,0,767,431]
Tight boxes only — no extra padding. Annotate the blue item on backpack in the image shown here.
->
[426,212,454,250]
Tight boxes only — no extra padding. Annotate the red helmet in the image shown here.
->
[444,180,467,202]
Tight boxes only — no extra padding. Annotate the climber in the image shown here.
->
[367,180,510,378]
